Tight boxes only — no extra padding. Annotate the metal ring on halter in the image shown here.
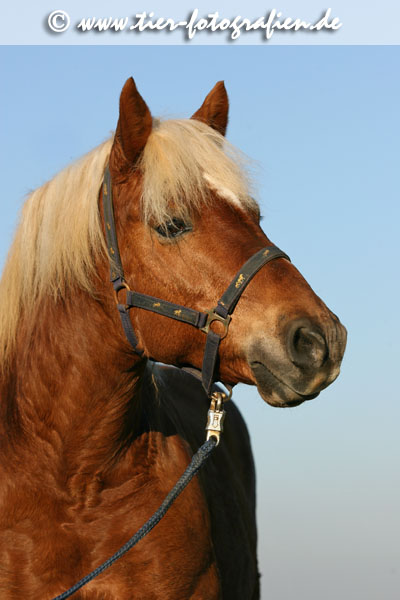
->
[113,281,131,305]
[212,383,233,403]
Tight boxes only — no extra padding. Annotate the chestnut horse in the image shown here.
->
[0,79,346,599]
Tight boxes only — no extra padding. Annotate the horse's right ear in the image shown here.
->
[110,78,152,178]
[191,81,229,136]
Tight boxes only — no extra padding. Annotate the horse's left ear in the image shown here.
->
[110,77,153,178]
[191,81,229,136]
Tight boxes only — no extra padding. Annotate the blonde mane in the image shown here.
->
[0,139,112,369]
[0,119,256,367]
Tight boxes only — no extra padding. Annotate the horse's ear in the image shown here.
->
[110,78,152,177]
[191,81,229,136]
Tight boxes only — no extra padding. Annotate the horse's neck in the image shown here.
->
[1,290,152,482]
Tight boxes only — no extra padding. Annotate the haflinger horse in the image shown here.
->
[0,78,346,600]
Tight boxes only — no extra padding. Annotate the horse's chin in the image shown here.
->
[250,361,320,408]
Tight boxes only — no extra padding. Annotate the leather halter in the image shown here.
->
[102,166,290,397]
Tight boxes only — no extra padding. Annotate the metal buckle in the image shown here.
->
[200,308,231,339]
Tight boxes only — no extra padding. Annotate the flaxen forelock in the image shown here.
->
[139,119,257,225]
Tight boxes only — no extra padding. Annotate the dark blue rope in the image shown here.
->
[52,437,217,600]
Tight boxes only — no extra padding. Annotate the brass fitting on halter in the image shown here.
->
[113,280,131,306]
[200,308,231,339]
[205,389,232,446]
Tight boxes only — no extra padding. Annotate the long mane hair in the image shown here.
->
[0,119,255,368]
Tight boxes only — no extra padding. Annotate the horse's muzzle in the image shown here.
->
[247,316,347,407]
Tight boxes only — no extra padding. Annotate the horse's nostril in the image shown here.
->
[290,325,328,370]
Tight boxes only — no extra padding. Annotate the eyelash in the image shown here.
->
[155,218,192,238]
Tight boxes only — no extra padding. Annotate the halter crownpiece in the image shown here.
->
[102,166,290,398]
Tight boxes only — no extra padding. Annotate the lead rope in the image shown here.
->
[51,392,228,600]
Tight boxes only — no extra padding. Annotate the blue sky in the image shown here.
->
[1,46,399,599]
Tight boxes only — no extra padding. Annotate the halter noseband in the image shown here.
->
[102,166,290,397]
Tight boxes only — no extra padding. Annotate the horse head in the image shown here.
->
[104,77,347,408]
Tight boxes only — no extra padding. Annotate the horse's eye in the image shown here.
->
[155,218,191,238]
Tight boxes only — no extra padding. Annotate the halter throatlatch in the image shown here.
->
[102,166,290,408]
